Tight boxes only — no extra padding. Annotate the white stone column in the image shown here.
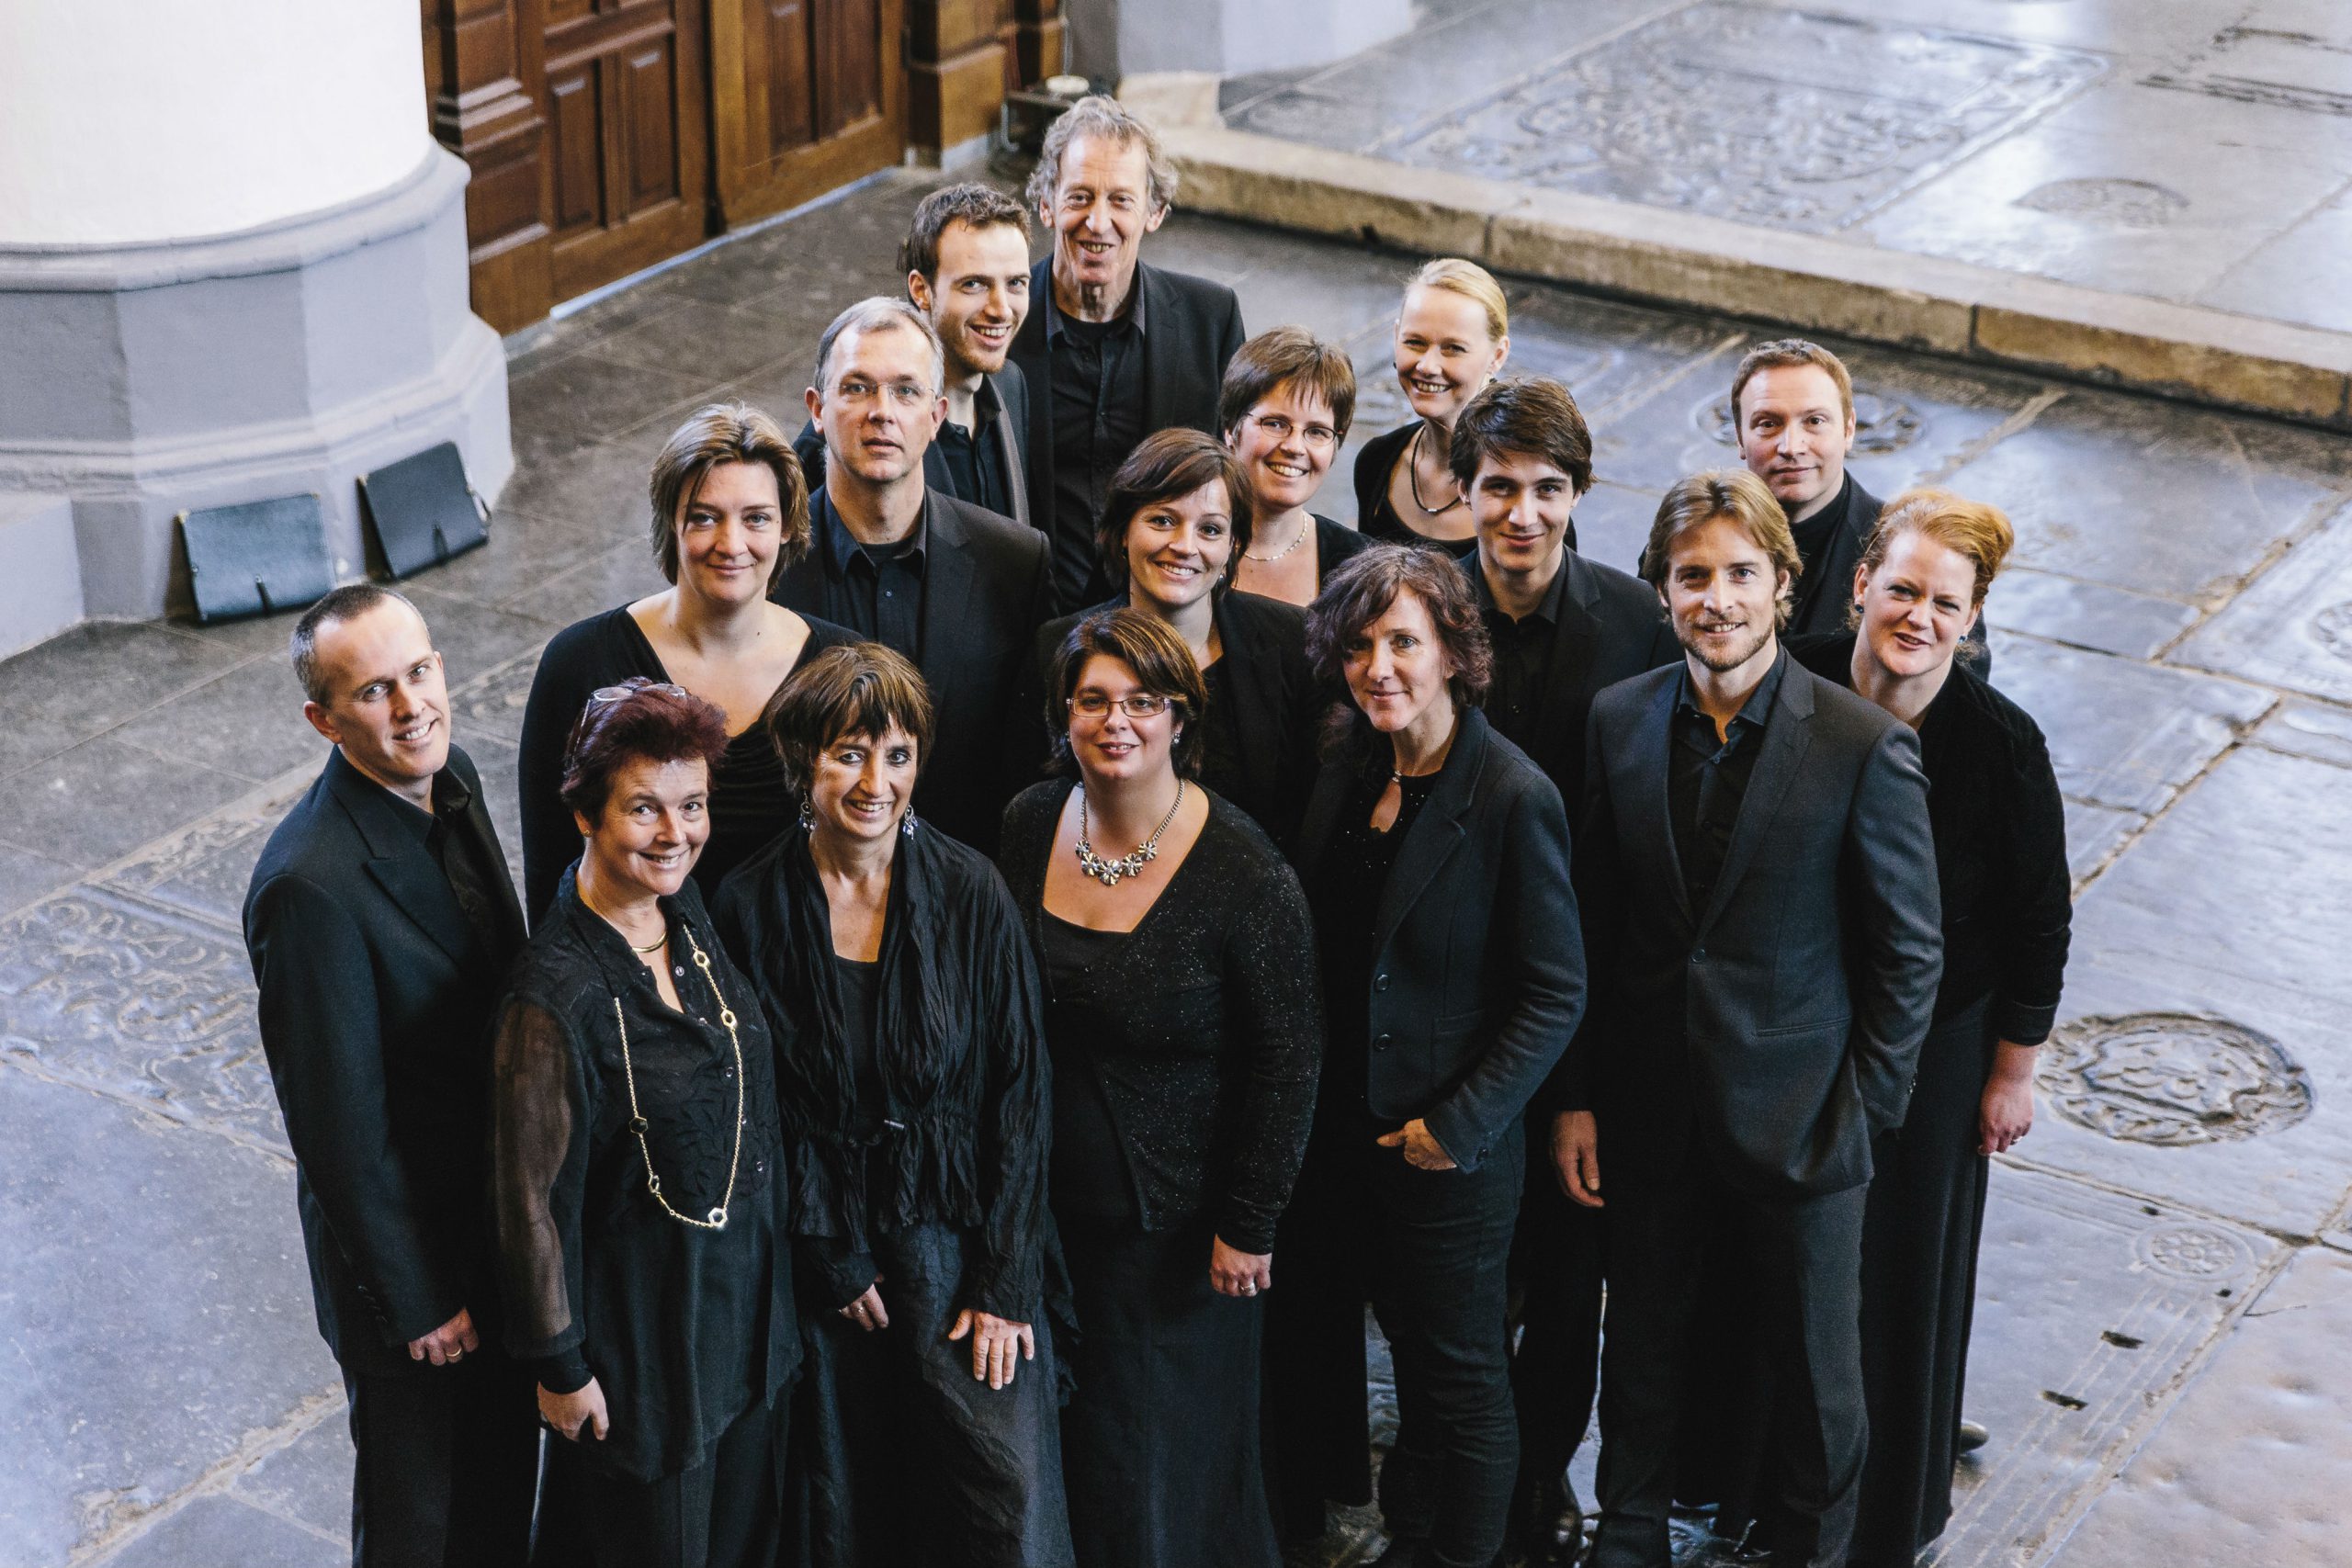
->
[0,0,512,642]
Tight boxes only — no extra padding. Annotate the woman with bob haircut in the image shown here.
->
[710,643,1069,1568]
[489,678,797,1568]
[519,400,857,920]
[1274,546,1582,1568]
[1220,326,1371,605]
[1722,491,2068,1565]
[1032,427,1325,848]
[999,608,1321,1567]
[1353,259,1511,558]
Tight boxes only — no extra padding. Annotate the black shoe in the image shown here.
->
[1957,1417,1990,1453]
[1508,1472,1585,1566]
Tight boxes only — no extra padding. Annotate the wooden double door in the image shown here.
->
[445,0,907,322]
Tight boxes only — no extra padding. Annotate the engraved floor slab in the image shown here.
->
[2246,696,2352,769]
[2172,502,2352,704]
[1984,570,2202,662]
[1384,5,2105,232]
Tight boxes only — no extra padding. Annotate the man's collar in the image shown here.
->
[1044,262,1148,341]
[820,486,931,573]
[1473,547,1573,626]
[1674,642,1787,730]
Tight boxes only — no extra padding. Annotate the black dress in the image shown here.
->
[999,783,1324,1568]
[1770,633,2071,1563]
[1350,424,1480,559]
[710,821,1072,1568]
[489,871,797,1567]
[516,604,859,922]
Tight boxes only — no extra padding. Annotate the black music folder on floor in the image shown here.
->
[359,441,489,578]
[177,493,334,623]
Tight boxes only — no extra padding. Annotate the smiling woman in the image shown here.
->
[1354,258,1512,555]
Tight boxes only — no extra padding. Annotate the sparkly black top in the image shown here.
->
[489,870,795,1483]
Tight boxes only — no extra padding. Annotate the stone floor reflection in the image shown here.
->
[7,168,2352,1566]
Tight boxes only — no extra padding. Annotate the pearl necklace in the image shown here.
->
[1243,513,1311,562]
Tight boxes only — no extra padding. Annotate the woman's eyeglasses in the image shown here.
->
[587,681,690,707]
[1069,693,1178,719]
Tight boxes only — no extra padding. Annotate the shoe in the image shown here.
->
[1370,1538,1421,1567]
[1957,1418,1990,1453]
[1507,1472,1585,1566]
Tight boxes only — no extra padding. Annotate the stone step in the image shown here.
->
[0,491,83,659]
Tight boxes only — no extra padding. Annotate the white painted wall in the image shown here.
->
[0,0,428,245]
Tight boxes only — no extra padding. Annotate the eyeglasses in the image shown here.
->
[1069,692,1178,719]
[1248,412,1340,451]
[831,378,934,407]
[587,681,689,708]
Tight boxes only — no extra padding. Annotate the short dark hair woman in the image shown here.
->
[998,609,1321,1567]
[710,644,1070,1566]
[1275,546,1583,1568]
[1220,326,1370,606]
[1718,491,2068,1563]
[1031,427,1326,848]
[491,679,797,1568]
[518,400,858,921]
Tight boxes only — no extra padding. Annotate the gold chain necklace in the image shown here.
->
[612,923,745,1231]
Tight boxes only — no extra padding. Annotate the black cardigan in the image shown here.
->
[710,818,1052,1318]
[515,604,859,923]
[1792,633,2069,1041]
[997,783,1323,1255]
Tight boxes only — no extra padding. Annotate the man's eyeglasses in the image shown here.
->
[1069,693,1178,719]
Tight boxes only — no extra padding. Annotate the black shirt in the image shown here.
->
[1787,482,1849,636]
[934,376,1020,521]
[1668,649,1785,918]
[1039,911,1137,1222]
[1198,656,1248,811]
[821,491,927,659]
[1471,556,1574,756]
[405,769,525,964]
[833,953,886,1133]
[1046,288,1148,608]
[1310,762,1441,1119]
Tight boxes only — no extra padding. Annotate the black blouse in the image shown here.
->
[998,783,1323,1255]
[515,604,859,923]
[1309,763,1440,1115]
[1310,513,1374,584]
[1349,423,1486,560]
[1793,633,2070,1042]
[489,871,795,1483]
[710,819,1052,1318]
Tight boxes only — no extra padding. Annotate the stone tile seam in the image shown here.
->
[0,1051,289,1175]
[1997,1150,2329,1253]
[2160,491,2352,666]
[1578,331,1752,425]
[0,637,272,790]
[1914,385,2070,489]
[66,1383,345,1568]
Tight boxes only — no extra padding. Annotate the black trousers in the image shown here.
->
[344,1354,538,1568]
[1510,1135,1605,1495]
[1592,1156,1868,1568]
[1367,1119,1524,1568]
[536,1395,779,1568]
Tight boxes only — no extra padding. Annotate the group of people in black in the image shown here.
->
[243,93,2073,1568]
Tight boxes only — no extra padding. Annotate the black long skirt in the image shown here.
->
[1261,1116,1376,1541]
[1059,1213,1282,1568]
[789,1221,1074,1568]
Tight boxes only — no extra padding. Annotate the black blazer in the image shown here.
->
[791,363,1034,530]
[1007,257,1247,549]
[771,486,1053,853]
[1790,475,1990,674]
[1562,652,1944,1199]
[1349,423,1491,559]
[1032,588,1325,848]
[1295,707,1586,1171]
[1469,547,1680,806]
[243,745,526,1376]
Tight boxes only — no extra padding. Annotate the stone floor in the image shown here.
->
[1220,0,2352,336]
[8,165,2352,1566]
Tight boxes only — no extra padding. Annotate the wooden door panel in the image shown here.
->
[619,40,682,212]
[712,0,904,227]
[763,0,815,153]
[547,66,603,232]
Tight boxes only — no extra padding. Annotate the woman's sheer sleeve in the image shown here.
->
[491,995,594,1387]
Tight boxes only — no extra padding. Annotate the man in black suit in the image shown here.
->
[792,182,1035,525]
[1731,338,1989,671]
[1555,470,1942,1568]
[1442,377,1679,1564]
[1011,95,1247,609]
[243,584,538,1567]
[775,296,1053,853]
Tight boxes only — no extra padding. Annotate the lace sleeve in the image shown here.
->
[491,996,590,1364]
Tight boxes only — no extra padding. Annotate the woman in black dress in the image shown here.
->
[1790,488,2070,1565]
[1283,546,1581,1568]
[1033,429,1324,849]
[1000,609,1321,1568]
[518,400,855,920]
[1351,259,1511,560]
[490,679,797,1568]
[1221,327,1371,606]
[710,643,1069,1568]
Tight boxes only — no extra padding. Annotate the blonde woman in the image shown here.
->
[1351,259,1511,557]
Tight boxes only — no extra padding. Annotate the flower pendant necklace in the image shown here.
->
[1075,780,1186,886]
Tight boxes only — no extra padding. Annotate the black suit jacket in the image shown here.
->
[1296,707,1586,1171]
[791,363,1034,530]
[1007,258,1247,565]
[243,745,525,1376]
[1561,652,1943,1199]
[1031,588,1325,849]
[771,486,1053,853]
[1791,475,1991,675]
[1470,548,1679,807]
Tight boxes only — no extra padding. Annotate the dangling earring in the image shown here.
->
[797,797,815,829]
[899,811,918,839]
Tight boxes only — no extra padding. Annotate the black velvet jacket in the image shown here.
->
[998,784,1323,1256]
[711,819,1052,1319]
[1793,633,2069,1042]
[490,871,796,1483]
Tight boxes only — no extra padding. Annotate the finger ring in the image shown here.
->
[1242,1284,1257,1295]
[447,1350,463,1361]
